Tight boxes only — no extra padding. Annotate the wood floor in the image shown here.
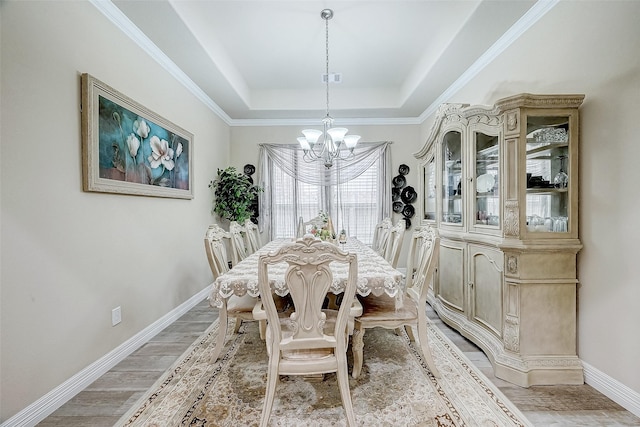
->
[37,299,640,426]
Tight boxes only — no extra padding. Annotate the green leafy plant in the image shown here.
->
[209,167,261,223]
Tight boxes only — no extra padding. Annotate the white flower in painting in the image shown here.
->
[126,133,140,158]
[175,142,183,159]
[148,135,175,170]
[133,118,150,139]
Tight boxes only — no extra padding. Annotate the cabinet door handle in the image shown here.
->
[468,282,474,288]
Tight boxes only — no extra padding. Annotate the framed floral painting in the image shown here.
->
[81,73,193,199]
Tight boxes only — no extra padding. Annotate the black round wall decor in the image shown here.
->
[392,174,406,188]
[243,164,259,221]
[391,162,415,229]
[400,186,417,204]
[402,204,415,218]
[243,164,256,176]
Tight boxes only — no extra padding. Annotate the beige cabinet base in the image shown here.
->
[429,289,583,387]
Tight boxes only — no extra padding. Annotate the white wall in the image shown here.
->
[0,1,228,420]
[417,1,640,396]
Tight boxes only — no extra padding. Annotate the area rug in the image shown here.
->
[117,319,532,426]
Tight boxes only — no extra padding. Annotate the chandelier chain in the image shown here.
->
[325,13,330,118]
[298,8,360,168]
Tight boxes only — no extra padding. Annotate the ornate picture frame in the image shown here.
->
[81,73,193,199]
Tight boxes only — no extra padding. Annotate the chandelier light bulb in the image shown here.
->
[301,129,323,145]
[297,137,311,150]
[344,135,361,149]
[327,127,348,143]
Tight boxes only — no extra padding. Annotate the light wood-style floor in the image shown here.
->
[37,299,640,426]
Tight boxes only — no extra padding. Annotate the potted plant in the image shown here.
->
[209,166,261,223]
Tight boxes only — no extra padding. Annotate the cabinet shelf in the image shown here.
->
[526,187,568,194]
[526,142,568,157]
[477,144,499,158]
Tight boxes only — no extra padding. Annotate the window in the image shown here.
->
[258,142,391,245]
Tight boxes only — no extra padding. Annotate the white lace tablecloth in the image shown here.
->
[209,238,403,309]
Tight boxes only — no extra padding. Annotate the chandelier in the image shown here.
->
[297,9,360,168]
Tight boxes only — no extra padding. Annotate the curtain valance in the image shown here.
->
[258,141,391,186]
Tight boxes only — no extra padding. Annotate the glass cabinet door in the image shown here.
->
[423,156,436,221]
[474,132,500,227]
[442,131,463,224]
[525,116,570,233]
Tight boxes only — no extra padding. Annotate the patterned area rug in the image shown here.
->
[117,319,532,426]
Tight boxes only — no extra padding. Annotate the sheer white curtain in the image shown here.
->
[258,142,391,244]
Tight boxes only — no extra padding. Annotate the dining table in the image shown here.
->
[208,237,404,361]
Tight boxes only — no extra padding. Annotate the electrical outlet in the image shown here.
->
[112,306,122,326]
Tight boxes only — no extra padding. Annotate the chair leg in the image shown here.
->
[351,322,365,379]
[417,318,440,378]
[259,319,267,340]
[233,317,242,334]
[210,301,229,363]
[337,353,356,426]
[260,360,280,427]
[404,324,416,342]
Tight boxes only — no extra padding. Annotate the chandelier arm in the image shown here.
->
[304,140,328,159]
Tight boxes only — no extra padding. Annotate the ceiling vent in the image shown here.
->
[322,73,342,84]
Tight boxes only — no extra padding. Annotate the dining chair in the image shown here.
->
[396,224,423,279]
[204,225,258,353]
[373,217,393,256]
[228,220,248,266]
[253,236,359,427]
[351,225,441,380]
[243,218,261,255]
[384,218,406,268]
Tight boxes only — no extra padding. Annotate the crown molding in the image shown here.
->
[418,0,560,122]
[229,116,423,127]
[92,0,557,128]
[89,0,233,125]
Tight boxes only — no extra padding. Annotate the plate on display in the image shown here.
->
[476,173,495,193]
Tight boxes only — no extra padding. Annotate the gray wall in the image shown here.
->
[1,1,228,420]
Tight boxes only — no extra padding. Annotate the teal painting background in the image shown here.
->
[97,96,190,189]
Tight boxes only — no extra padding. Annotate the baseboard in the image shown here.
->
[583,361,640,418]
[1,287,211,427]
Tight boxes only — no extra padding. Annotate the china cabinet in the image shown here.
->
[415,94,584,387]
